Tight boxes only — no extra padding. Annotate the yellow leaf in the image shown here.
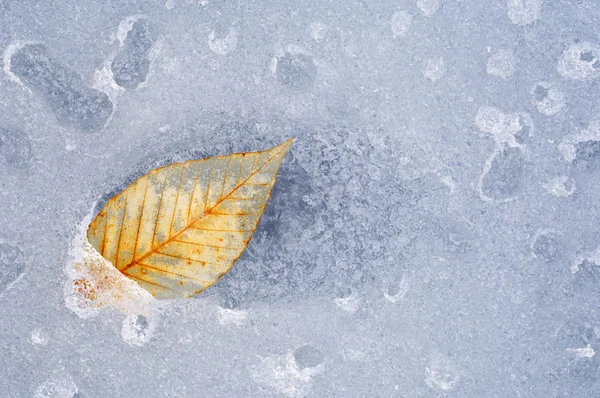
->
[86,139,294,299]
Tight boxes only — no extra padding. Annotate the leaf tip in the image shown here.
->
[276,137,295,153]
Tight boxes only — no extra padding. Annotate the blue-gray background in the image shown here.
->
[1,0,600,396]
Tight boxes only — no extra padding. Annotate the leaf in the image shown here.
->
[86,139,294,299]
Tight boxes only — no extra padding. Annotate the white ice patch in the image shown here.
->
[333,290,360,313]
[391,11,413,37]
[30,328,49,346]
[440,175,457,194]
[115,15,145,45]
[423,57,446,82]
[165,0,175,9]
[383,276,409,303]
[34,375,79,398]
[63,209,158,319]
[121,314,157,346]
[507,0,542,26]
[557,41,600,81]
[570,247,600,274]
[416,0,440,17]
[486,49,517,80]
[566,345,596,359]
[475,106,529,148]
[531,82,566,116]
[558,116,600,163]
[543,176,575,197]
[2,40,36,89]
[251,352,323,398]
[217,306,248,326]
[309,22,328,42]
[208,28,238,55]
[424,355,461,391]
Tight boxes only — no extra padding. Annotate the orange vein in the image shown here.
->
[169,166,185,236]
[137,262,210,284]
[132,176,149,261]
[155,251,228,267]
[221,157,230,199]
[204,160,215,210]
[186,162,202,225]
[114,188,129,269]
[150,169,169,249]
[100,205,109,256]
[172,240,242,251]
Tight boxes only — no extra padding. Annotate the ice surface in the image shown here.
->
[9,44,113,131]
[1,0,600,397]
[111,18,158,89]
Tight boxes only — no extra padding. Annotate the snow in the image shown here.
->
[1,0,600,396]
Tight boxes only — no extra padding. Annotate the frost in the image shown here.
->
[486,49,517,80]
[333,289,360,313]
[33,376,79,398]
[391,11,413,37]
[63,210,157,319]
[531,82,565,116]
[217,306,248,326]
[425,355,461,391]
[111,18,158,88]
[558,116,600,163]
[507,0,542,26]
[475,106,531,148]
[0,242,25,295]
[121,314,156,346]
[416,0,440,17]
[566,345,596,359]
[208,27,238,55]
[30,328,49,346]
[543,176,575,197]
[273,49,317,91]
[309,22,328,42]
[383,275,409,303]
[251,352,323,397]
[423,57,446,82]
[558,42,600,81]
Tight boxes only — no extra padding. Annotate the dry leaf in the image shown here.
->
[86,139,294,299]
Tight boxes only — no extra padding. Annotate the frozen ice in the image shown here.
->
[0,243,24,295]
[531,229,563,263]
[507,0,542,26]
[391,11,413,37]
[29,328,49,346]
[33,375,79,398]
[475,106,530,148]
[416,0,440,17]
[208,26,238,56]
[424,355,461,391]
[531,81,566,116]
[479,146,527,202]
[486,48,517,80]
[558,42,600,81]
[9,44,113,131]
[274,50,317,91]
[293,345,324,370]
[111,18,158,88]
[1,1,600,397]
[309,22,327,42]
[121,314,156,346]
[423,57,446,82]
[0,126,31,170]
